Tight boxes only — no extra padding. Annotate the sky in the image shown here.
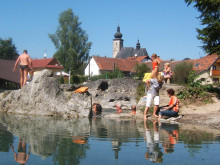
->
[0,0,206,61]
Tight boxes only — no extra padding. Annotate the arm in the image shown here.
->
[156,59,160,67]
[146,79,150,89]
[28,56,33,70]
[13,57,20,72]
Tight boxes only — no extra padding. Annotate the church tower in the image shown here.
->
[113,25,123,58]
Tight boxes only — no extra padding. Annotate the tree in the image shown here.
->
[173,61,193,84]
[185,0,220,54]
[0,38,18,60]
[49,9,92,74]
[134,63,150,80]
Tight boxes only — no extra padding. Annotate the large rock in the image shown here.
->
[0,70,90,117]
[84,78,141,109]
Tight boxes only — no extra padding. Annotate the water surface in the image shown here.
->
[0,112,219,165]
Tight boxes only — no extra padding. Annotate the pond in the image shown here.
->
[0,112,219,165]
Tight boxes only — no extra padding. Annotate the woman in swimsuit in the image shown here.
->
[151,53,160,77]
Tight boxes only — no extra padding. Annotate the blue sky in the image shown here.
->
[0,0,205,61]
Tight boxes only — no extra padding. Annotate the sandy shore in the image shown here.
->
[178,97,220,129]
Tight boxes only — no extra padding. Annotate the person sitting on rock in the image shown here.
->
[116,104,123,113]
[131,105,136,115]
[92,103,102,116]
[158,88,180,120]
[162,63,172,84]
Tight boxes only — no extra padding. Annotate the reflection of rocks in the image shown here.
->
[0,112,90,157]
[0,70,90,118]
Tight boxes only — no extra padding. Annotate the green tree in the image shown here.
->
[0,38,18,60]
[134,63,150,80]
[49,9,92,74]
[173,61,193,84]
[185,0,220,54]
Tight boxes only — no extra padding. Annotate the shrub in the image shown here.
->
[173,61,193,84]
[136,82,146,101]
[71,75,88,84]
[59,76,64,84]
[134,63,151,80]
[89,68,125,81]
[177,71,213,103]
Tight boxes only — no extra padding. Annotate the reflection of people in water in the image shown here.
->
[160,123,179,154]
[92,103,102,116]
[144,120,163,163]
[72,136,87,144]
[11,138,31,165]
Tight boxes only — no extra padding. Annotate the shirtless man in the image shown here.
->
[13,50,33,88]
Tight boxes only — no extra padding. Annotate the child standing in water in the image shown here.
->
[144,72,163,118]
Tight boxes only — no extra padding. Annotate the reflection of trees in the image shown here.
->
[53,138,87,165]
[178,129,215,157]
[0,123,14,152]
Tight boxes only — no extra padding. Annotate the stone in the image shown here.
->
[0,69,91,118]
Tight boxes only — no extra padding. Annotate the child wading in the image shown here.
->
[144,72,163,118]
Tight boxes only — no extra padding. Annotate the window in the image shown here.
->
[213,66,216,70]
[213,78,219,84]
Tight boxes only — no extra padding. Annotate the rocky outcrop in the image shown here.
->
[0,69,185,118]
[0,70,90,117]
[85,78,141,109]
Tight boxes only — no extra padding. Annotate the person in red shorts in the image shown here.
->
[158,88,180,120]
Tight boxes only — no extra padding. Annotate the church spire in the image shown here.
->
[136,39,140,50]
[114,25,123,39]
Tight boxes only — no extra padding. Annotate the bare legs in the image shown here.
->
[19,68,28,88]
[23,69,28,86]
[144,105,159,119]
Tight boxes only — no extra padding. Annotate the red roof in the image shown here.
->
[32,58,64,69]
[93,56,142,72]
[169,54,219,74]
[127,56,150,62]
[191,54,219,73]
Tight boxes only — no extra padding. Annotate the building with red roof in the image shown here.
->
[169,54,220,84]
[32,58,64,74]
[85,54,219,84]
[0,58,64,89]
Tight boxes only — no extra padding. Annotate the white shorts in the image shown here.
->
[146,93,159,107]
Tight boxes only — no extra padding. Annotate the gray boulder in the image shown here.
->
[0,69,91,117]
[85,78,141,109]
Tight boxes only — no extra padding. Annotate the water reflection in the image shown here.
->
[0,112,219,165]
[144,120,163,163]
[11,138,31,164]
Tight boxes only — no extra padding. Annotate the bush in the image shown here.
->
[59,76,64,84]
[177,71,213,103]
[89,68,125,81]
[136,82,146,101]
[173,61,193,84]
[71,75,88,84]
[134,63,150,80]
